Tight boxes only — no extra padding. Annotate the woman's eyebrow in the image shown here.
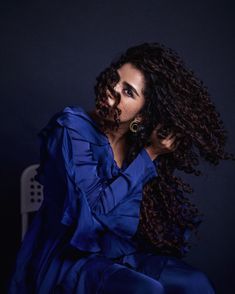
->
[123,81,140,97]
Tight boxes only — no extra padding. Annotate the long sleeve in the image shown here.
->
[36,107,159,254]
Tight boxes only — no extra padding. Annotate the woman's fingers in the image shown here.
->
[166,133,176,144]
[152,126,183,153]
[163,133,179,151]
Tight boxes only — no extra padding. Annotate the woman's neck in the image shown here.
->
[88,108,129,147]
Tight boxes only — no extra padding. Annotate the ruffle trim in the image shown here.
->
[55,106,109,146]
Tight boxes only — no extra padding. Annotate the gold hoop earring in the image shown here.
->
[129,118,141,133]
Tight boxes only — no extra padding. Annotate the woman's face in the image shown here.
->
[107,62,146,123]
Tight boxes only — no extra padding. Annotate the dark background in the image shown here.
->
[1,1,235,293]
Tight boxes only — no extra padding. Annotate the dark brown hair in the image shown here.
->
[94,42,235,258]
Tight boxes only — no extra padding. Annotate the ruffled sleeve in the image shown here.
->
[36,107,159,254]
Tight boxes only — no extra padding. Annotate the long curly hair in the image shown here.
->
[94,42,235,258]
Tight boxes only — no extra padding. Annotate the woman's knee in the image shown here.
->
[159,258,215,294]
[133,273,165,294]
[168,268,215,293]
[138,278,165,294]
[187,270,215,293]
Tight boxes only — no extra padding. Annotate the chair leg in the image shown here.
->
[21,213,28,241]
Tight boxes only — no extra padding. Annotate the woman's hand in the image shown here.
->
[144,125,180,161]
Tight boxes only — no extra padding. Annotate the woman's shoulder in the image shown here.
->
[41,105,109,146]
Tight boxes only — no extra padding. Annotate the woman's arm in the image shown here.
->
[50,126,158,215]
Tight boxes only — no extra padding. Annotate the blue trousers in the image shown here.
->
[28,246,216,294]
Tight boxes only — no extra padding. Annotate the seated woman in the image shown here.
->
[9,42,233,293]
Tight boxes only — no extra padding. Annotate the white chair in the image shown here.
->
[20,164,44,240]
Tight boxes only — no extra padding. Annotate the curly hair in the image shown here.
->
[94,42,235,258]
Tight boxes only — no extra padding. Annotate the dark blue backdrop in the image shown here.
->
[1,1,235,293]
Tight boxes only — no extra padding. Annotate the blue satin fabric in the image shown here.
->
[8,106,216,293]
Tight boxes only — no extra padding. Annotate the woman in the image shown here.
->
[9,42,233,293]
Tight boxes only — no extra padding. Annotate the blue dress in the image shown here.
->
[9,106,216,293]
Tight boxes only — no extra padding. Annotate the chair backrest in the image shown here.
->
[20,164,44,240]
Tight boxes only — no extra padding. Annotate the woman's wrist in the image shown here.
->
[144,146,159,161]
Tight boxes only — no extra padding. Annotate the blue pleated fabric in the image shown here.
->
[8,106,216,293]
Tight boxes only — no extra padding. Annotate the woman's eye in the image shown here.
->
[123,87,133,97]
